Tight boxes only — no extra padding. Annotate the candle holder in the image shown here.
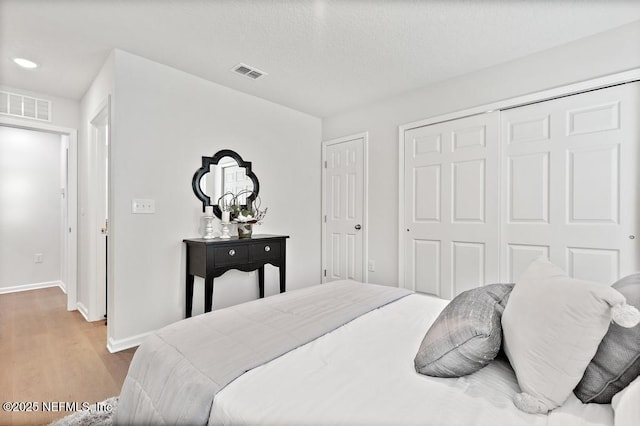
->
[202,217,216,239]
[202,206,216,239]
[219,221,231,239]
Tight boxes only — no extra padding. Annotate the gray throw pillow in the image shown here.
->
[414,283,514,378]
[574,273,640,403]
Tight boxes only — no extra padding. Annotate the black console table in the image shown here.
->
[183,234,289,318]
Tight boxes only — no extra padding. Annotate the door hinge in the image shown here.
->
[323,269,327,277]
[324,160,327,168]
[324,215,327,223]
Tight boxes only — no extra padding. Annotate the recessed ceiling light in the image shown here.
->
[13,58,39,69]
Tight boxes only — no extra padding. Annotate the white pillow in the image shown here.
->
[612,375,640,426]
[501,257,640,414]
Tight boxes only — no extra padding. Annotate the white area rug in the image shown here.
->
[49,397,117,426]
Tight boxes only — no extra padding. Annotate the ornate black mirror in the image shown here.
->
[192,149,259,219]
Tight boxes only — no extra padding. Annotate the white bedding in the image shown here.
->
[210,293,613,426]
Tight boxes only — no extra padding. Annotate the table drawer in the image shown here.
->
[251,241,280,261]
[214,245,249,265]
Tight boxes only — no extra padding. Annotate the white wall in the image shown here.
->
[322,20,640,287]
[0,126,62,289]
[102,50,321,348]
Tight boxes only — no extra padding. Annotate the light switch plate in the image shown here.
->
[132,198,155,214]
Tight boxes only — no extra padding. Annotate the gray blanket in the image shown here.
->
[116,280,411,425]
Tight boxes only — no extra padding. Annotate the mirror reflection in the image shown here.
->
[191,149,260,219]
[200,157,255,207]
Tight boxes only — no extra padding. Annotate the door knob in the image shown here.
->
[355,224,362,230]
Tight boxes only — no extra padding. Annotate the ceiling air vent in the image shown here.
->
[232,63,267,80]
[0,90,51,121]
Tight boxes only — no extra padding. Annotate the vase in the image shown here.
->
[237,223,253,239]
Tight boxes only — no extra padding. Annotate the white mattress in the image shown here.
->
[210,293,613,426]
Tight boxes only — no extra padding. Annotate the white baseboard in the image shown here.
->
[0,280,64,294]
[76,301,108,322]
[76,302,90,321]
[107,331,151,353]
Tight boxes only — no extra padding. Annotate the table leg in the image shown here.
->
[186,274,194,318]
[204,276,214,313]
[279,260,286,293]
[258,266,265,298]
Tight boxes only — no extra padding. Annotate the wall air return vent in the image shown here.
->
[0,90,51,121]
[232,63,267,80]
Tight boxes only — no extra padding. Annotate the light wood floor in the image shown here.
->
[0,286,136,425]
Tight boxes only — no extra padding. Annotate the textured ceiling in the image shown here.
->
[2,0,640,118]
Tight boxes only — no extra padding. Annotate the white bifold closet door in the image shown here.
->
[404,112,501,299]
[404,81,639,297]
[501,82,639,284]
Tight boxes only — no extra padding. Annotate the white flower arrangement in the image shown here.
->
[236,211,255,223]
[217,189,267,224]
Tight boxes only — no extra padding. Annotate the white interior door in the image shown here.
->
[500,82,640,283]
[323,136,365,282]
[60,137,69,294]
[222,162,253,204]
[91,106,109,320]
[403,112,500,299]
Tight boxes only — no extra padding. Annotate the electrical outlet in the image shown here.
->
[34,253,44,263]
[132,198,155,214]
[368,260,375,272]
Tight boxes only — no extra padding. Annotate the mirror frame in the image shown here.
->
[191,149,259,219]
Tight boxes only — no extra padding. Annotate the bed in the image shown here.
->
[116,263,640,425]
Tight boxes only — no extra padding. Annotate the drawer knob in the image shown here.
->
[264,245,271,252]
[229,249,236,256]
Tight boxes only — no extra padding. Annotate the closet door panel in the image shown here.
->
[452,159,485,223]
[451,241,485,295]
[404,112,500,299]
[567,247,619,284]
[507,244,550,282]
[413,239,441,295]
[568,145,619,223]
[507,114,550,144]
[508,152,549,223]
[501,82,639,283]
[567,101,620,135]
[413,165,441,222]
